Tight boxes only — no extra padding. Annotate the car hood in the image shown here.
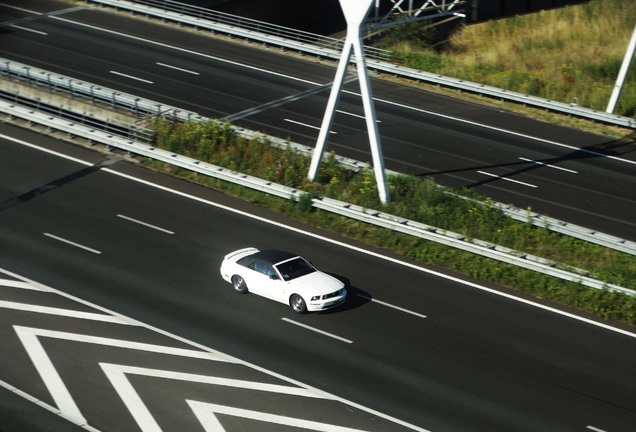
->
[289,271,344,295]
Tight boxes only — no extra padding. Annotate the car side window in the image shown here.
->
[248,261,275,277]
[264,264,277,278]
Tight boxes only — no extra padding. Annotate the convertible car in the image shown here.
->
[220,248,346,313]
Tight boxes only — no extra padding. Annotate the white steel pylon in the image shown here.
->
[607,24,636,114]
[308,0,389,204]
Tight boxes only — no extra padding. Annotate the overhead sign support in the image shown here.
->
[607,24,636,114]
[308,0,390,204]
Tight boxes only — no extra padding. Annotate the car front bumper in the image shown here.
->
[307,292,346,311]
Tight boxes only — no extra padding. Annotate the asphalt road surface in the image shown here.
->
[0,124,634,432]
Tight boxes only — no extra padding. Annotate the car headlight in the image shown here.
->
[311,295,321,301]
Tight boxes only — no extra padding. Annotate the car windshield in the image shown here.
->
[275,257,316,281]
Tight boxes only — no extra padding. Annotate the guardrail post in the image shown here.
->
[23,66,31,86]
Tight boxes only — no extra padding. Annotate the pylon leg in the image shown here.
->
[352,30,389,203]
[607,24,636,114]
[308,0,389,203]
[308,42,353,181]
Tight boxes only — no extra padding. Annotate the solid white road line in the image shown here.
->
[519,157,578,173]
[356,294,427,319]
[586,426,608,432]
[43,233,102,254]
[156,62,200,75]
[282,318,353,344]
[109,70,154,84]
[117,214,175,234]
[477,170,538,188]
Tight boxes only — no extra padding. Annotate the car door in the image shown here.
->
[256,263,287,303]
[245,261,286,303]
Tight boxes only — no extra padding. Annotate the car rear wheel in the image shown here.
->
[232,275,248,294]
[290,294,307,314]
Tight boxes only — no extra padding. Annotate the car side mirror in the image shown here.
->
[269,274,280,280]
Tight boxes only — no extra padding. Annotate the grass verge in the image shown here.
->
[372,0,636,120]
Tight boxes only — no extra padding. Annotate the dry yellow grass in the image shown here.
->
[390,0,636,116]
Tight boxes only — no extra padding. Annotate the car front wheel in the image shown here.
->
[232,275,248,294]
[290,294,307,314]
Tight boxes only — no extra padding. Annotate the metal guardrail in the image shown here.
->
[84,0,636,129]
[0,59,194,119]
[84,0,393,60]
[0,58,368,172]
[3,57,634,256]
[449,194,636,255]
[371,62,636,129]
[0,87,153,143]
[2,98,633,296]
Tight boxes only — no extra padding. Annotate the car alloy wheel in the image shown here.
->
[232,275,248,294]
[290,294,307,314]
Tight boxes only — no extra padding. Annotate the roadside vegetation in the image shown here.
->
[150,118,636,325]
[373,0,636,119]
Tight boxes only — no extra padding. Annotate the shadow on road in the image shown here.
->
[0,156,119,212]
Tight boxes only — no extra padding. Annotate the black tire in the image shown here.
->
[232,275,248,294]
[290,294,307,314]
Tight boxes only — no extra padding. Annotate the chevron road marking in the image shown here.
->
[12,326,238,429]
[14,327,85,424]
[100,364,160,432]
[0,301,132,324]
[11,326,399,432]
[0,278,48,291]
[101,364,327,432]
[101,364,322,397]
[1,267,431,432]
[13,326,235,362]
[189,401,372,432]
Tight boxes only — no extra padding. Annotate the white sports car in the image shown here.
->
[220,248,347,313]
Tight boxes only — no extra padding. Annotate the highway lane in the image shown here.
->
[1,1,635,241]
[1,126,635,432]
